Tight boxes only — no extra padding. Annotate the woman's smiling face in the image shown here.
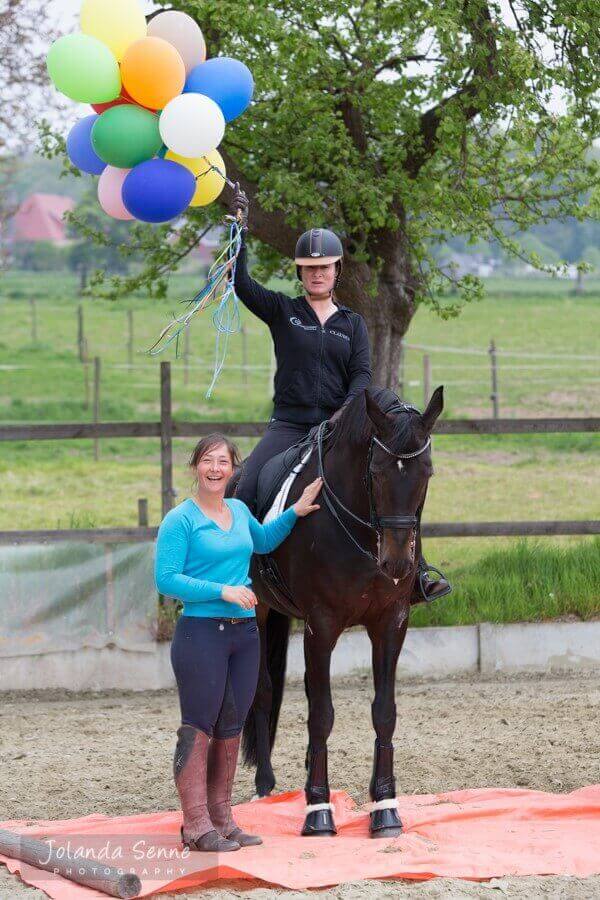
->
[196,442,234,495]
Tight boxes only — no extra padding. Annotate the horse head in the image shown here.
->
[365,386,444,581]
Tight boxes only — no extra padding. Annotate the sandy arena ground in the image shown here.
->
[1,672,599,899]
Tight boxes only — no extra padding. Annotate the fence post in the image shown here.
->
[160,361,174,518]
[83,358,90,410]
[489,339,499,419]
[30,298,37,344]
[183,322,190,386]
[423,354,431,407]
[241,323,248,386]
[93,356,101,461]
[137,498,149,527]
[77,304,86,362]
[127,309,133,367]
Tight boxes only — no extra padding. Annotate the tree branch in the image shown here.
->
[373,54,443,77]
[405,0,498,177]
[216,149,298,256]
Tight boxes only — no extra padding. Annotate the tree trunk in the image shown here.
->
[338,225,418,392]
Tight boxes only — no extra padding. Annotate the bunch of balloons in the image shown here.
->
[47,0,254,223]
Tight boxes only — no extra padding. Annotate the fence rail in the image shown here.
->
[2,362,598,541]
[1,520,599,546]
[2,417,599,442]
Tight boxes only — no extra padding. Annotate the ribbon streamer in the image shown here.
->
[147,190,244,397]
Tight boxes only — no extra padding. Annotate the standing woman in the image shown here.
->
[231,187,450,604]
[155,433,322,852]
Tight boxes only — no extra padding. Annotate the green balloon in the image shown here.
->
[91,106,162,169]
[46,34,121,104]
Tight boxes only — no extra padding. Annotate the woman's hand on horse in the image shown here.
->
[293,478,323,517]
[221,585,257,609]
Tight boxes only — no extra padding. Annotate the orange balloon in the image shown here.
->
[121,37,185,111]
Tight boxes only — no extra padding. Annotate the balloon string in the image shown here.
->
[196,158,236,190]
[147,219,243,399]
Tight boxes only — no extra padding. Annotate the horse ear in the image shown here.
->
[421,386,444,433]
[365,389,393,433]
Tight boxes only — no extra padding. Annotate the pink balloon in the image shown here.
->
[98,166,135,220]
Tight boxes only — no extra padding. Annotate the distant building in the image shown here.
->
[440,251,500,278]
[12,193,75,245]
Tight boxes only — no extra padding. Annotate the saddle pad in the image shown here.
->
[263,448,313,523]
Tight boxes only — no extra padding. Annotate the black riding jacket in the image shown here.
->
[234,241,372,426]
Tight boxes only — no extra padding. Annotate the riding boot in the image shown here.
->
[173,724,240,852]
[409,556,452,606]
[207,734,263,847]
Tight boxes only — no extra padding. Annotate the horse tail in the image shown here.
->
[242,608,290,767]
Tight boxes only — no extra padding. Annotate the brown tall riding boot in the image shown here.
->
[173,724,240,852]
[207,734,263,847]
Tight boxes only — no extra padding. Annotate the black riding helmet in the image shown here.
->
[294,228,343,286]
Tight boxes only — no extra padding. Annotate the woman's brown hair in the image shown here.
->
[189,433,242,470]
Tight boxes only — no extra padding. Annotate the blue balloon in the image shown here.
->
[66,115,106,175]
[122,159,195,224]
[184,57,254,123]
[156,144,168,158]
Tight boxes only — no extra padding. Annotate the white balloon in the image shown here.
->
[147,11,206,74]
[159,93,225,158]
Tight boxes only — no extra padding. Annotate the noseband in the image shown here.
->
[316,418,431,563]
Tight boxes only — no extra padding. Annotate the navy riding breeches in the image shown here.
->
[170,616,260,738]
[235,419,311,514]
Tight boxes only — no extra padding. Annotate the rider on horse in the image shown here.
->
[231,185,450,605]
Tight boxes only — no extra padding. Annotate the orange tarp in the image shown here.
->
[1,786,599,898]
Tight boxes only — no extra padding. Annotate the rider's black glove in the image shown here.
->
[231,181,249,229]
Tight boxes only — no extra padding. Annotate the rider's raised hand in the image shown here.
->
[231,181,249,228]
[293,478,323,517]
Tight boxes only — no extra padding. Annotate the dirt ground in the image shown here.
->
[1,672,599,899]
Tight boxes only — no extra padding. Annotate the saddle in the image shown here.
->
[255,424,321,521]
[250,423,332,619]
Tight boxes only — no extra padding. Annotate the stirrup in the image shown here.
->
[417,564,452,603]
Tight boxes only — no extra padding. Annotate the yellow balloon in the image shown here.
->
[165,149,226,207]
[81,0,147,61]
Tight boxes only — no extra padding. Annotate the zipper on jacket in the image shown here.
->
[316,323,325,410]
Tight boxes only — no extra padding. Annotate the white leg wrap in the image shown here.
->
[305,802,333,814]
[369,798,399,812]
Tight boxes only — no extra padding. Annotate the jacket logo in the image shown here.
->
[289,316,317,331]
[328,329,350,342]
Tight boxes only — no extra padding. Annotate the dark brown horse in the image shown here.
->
[233,386,443,838]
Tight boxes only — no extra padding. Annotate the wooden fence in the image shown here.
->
[1,362,598,544]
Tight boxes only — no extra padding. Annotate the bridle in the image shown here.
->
[315,414,431,564]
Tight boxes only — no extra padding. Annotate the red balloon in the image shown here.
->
[91,86,156,114]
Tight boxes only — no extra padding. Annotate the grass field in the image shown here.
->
[1,268,598,626]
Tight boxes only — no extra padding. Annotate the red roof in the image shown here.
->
[13,193,75,244]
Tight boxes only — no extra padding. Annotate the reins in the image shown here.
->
[315,415,431,563]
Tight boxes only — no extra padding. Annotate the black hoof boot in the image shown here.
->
[302,807,337,836]
[370,806,403,838]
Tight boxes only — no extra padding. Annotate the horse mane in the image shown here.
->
[331,388,420,452]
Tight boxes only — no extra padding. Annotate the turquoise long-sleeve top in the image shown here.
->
[154,497,298,618]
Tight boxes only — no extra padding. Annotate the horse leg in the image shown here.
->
[301,623,339,836]
[252,609,276,797]
[366,606,408,838]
